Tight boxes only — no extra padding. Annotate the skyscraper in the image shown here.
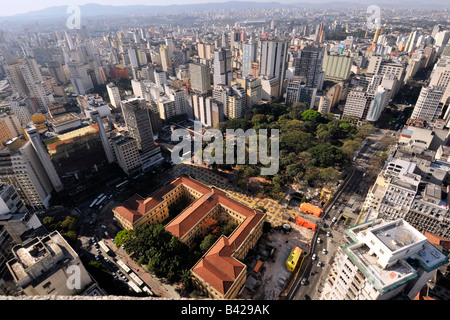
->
[121,98,164,170]
[106,83,121,108]
[294,46,325,90]
[189,62,211,94]
[411,86,445,122]
[25,127,64,193]
[242,38,257,77]
[258,39,289,96]
[213,48,232,86]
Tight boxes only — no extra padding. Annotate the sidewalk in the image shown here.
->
[104,238,181,299]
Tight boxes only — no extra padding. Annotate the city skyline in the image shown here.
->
[2,0,450,17]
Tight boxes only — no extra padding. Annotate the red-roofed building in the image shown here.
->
[113,175,266,299]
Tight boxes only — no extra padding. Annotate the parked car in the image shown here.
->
[317,261,322,267]
[301,278,307,285]
[322,248,327,254]
[317,237,321,243]
[312,254,317,260]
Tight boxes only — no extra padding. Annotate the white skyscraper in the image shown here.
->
[411,86,444,122]
[106,83,121,108]
[258,39,289,96]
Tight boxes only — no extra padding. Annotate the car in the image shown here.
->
[322,248,327,254]
[317,237,321,243]
[317,261,322,267]
[332,217,337,223]
[94,255,99,261]
[94,243,100,248]
[104,231,109,237]
[114,275,118,280]
[301,278,307,285]
[312,254,317,260]
[326,231,331,237]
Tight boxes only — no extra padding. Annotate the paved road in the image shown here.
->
[291,130,397,300]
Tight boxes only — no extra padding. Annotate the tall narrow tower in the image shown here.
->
[25,126,64,192]
[91,111,114,164]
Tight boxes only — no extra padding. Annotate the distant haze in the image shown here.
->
[1,0,449,17]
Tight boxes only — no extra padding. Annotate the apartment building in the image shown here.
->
[320,218,448,300]
[113,175,266,299]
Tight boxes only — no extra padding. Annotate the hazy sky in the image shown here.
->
[1,0,441,17]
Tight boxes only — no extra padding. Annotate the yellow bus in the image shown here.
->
[286,246,302,272]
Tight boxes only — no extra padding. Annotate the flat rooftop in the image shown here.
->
[372,221,423,252]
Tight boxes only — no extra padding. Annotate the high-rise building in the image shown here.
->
[320,218,448,300]
[67,61,94,95]
[242,39,257,77]
[411,86,445,122]
[213,48,232,86]
[294,46,325,90]
[322,52,352,81]
[0,115,22,147]
[160,45,172,72]
[373,27,383,43]
[106,83,121,108]
[258,39,289,96]
[0,137,54,208]
[285,77,317,108]
[121,98,163,170]
[110,135,142,176]
[91,111,114,164]
[25,126,64,193]
[189,62,211,94]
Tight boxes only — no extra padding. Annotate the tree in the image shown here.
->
[115,229,131,248]
[308,143,347,168]
[200,234,217,253]
[301,110,323,123]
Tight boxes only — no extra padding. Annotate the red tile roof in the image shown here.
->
[114,175,265,296]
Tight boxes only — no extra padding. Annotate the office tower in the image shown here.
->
[213,48,232,86]
[165,37,174,57]
[405,30,419,53]
[322,53,352,81]
[0,115,22,147]
[131,79,145,99]
[210,98,224,129]
[67,61,94,95]
[6,231,101,296]
[320,218,448,300]
[128,47,139,69]
[242,39,257,77]
[25,127,64,193]
[285,77,317,108]
[10,100,31,127]
[121,98,163,170]
[167,87,187,116]
[318,96,331,114]
[64,30,75,50]
[0,138,54,208]
[314,22,324,43]
[156,98,176,120]
[429,56,450,106]
[258,39,289,96]
[160,45,172,72]
[106,83,121,108]
[411,86,445,122]
[91,111,114,164]
[121,98,155,153]
[294,46,325,90]
[221,31,229,49]
[110,135,142,176]
[189,62,211,94]
[213,84,232,117]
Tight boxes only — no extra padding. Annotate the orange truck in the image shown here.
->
[295,216,317,231]
[300,202,323,217]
